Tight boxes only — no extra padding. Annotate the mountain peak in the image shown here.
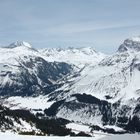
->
[118,36,140,52]
[8,41,32,48]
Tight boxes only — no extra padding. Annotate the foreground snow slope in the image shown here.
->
[100,134,140,140]
[0,132,139,140]
[0,132,103,140]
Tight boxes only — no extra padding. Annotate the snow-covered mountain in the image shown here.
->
[0,41,74,96]
[0,37,140,134]
[39,47,105,68]
[43,36,140,132]
[51,37,140,102]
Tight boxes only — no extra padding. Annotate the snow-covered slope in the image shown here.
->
[0,132,139,140]
[47,37,140,102]
[39,47,105,68]
[44,36,140,132]
[0,131,103,140]
[3,95,55,110]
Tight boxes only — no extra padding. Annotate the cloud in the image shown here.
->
[44,22,140,35]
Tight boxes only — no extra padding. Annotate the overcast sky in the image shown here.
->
[0,0,140,53]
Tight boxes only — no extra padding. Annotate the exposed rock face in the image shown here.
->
[118,37,140,52]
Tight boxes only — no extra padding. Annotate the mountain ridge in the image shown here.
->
[39,46,105,68]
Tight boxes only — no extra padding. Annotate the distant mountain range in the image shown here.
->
[0,37,140,135]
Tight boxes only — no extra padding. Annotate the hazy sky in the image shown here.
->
[0,0,140,53]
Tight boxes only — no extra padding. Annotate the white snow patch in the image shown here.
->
[4,95,55,110]
[66,123,91,134]
[103,125,124,131]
